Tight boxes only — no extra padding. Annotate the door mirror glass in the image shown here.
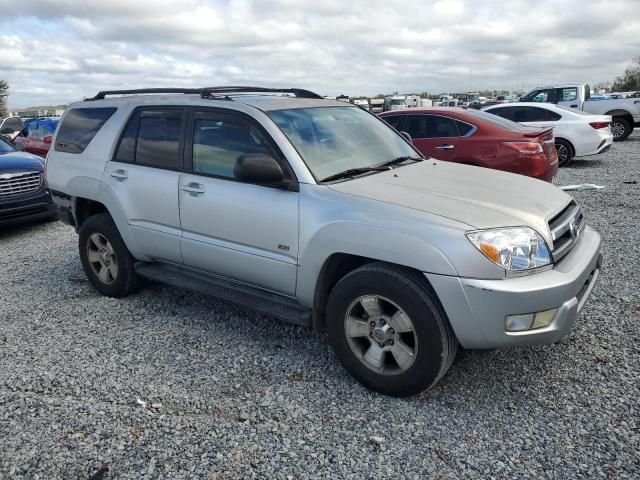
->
[234,154,285,186]
[400,131,412,143]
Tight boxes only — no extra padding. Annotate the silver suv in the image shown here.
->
[47,87,602,396]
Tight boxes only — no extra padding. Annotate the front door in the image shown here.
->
[102,107,185,264]
[406,114,461,161]
[178,109,299,295]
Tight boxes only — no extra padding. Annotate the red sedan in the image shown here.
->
[12,118,59,159]
[380,108,558,182]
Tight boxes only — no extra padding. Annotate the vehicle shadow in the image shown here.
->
[0,218,57,240]
[566,158,605,169]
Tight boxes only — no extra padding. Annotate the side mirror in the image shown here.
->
[44,135,53,144]
[400,131,412,143]
[235,154,286,186]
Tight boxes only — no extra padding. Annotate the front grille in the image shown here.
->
[548,201,585,262]
[0,172,42,198]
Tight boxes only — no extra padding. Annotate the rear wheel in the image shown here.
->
[555,139,574,167]
[326,263,457,397]
[611,117,632,142]
[79,213,138,297]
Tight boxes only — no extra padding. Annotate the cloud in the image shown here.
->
[0,0,638,107]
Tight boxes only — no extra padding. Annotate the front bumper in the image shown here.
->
[427,226,602,349]
[0,189,56,226]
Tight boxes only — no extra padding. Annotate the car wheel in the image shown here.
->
[326,263,458,397]
[610,117,632,142]
[555,139,574,167]
[78,213,138,298]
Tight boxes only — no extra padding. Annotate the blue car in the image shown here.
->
[0,136,56,226]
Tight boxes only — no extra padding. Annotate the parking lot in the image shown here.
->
[0,132,638,478]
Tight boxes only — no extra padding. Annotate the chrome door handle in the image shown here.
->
[110,169,128,180]
[435,144,454,150]
[181,183,205,195]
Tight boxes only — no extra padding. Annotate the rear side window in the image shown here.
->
[407,115,458,138]
[55,108,116,153]
[114,109,184,170]
[455,120,475,136]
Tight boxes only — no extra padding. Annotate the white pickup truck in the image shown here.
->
[520,84,640,141]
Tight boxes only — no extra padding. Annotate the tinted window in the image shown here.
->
[486,107,514,120]
[524,89,558,103]
[455,120,475,136]
[513,107,547,122]
[135,110,183,169]
[55,108,115,153]
[407,115,458,138]
[114,114,139,163]
[0,137,17,153]
[382,115,405,130]
[192,114,273,179]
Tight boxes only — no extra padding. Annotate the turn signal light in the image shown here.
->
[589,122,610,130]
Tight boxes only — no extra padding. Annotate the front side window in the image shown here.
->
[525,89,558,103]
[268,106,417,182]
[2,118,22,131]
[407,115,458,138]
[192,114,273,179]
[55,108,114,153]
[382,115,405,130]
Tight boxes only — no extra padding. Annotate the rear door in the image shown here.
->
[102,107,185,264]
[405,114,461,161]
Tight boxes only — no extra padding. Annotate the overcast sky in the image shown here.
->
[1,0,639,108]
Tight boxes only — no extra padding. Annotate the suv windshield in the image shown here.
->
[0,137,17,154]
[268,106,418,181]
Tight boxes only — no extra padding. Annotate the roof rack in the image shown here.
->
[86,86,323,101]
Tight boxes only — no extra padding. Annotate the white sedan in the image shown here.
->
[482,102,613,166]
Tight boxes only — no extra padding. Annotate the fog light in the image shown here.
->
[505,309,558,332]
[505,314,534,332]
[531,309,557,329]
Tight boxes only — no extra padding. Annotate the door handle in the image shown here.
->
[435,144,455,150]
[570,104,578,108]
[110,169,128,180]
[181,183,205,195]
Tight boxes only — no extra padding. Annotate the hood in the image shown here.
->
[329,161,572,244]
[0,151,45,172]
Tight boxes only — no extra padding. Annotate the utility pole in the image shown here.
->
[516,59,521,93]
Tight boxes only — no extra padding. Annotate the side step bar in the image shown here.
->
[135,262,312,327]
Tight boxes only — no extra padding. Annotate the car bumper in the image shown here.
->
[0,189,56,226]
[426,226,602,349]
[579,131,614,157]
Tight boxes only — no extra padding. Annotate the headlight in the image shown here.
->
[466,227,551,272]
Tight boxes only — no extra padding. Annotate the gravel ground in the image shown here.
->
[1,132,639,479]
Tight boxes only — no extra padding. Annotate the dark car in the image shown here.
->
[12,118,59,158]
[0,136,56,226]
[380,108,558,182]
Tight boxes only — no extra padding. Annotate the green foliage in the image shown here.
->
[0,80,8,118]
[612,57,640,91]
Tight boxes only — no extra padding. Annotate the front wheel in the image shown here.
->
[611,117,632,142]
[326,263,458,397]
[78,213,138,298]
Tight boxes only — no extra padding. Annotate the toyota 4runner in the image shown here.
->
[46,87,602,396]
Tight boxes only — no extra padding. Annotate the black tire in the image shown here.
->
[78,213,138,298]
[555,139,574,167]
[326,263,458,397]
[611,117,632,142]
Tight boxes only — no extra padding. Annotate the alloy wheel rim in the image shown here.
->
[556,144,569,162]
[611,122,625,138]
[87,233,118,285]
[344,295,418,375]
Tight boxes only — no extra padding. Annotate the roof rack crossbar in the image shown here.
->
[87,88,204,101]
[86,86,324,102]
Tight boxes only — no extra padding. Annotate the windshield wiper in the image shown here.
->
[320,166,391,183]
[377,156,424,168]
